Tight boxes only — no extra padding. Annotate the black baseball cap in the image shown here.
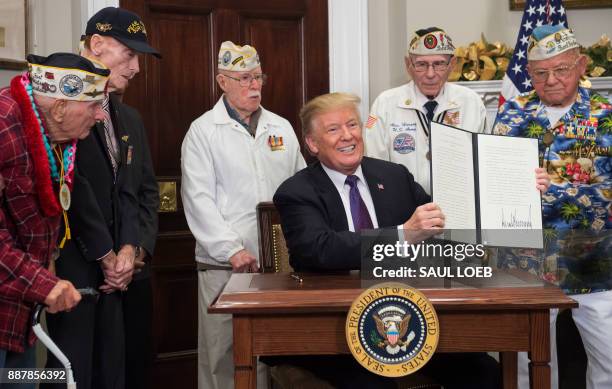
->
[84,7,161,58]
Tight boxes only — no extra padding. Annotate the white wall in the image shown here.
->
[368,0,612,104]
[4,0,611,104]
[0,0,82,87]
[405,0,611,48]
[368,0,408,102]
[329,0,370,120]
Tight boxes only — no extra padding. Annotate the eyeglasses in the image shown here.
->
[223,73,267,86]
[410,59,451,73]
[530,58,580,83]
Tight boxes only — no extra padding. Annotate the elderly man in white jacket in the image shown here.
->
[181,41,305,389]
[365,27,486,193]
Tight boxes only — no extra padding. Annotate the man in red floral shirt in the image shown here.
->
[0,52,109,378]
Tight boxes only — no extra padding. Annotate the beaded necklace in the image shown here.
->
[22,76,77,186]
[19,73,73,247]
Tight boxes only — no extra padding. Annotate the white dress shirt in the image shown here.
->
[321,164,379,232]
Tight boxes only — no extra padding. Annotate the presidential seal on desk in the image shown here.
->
[345,283,439,377]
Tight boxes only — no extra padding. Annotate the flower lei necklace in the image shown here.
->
[21,74,77,186]
[11,73,74,247]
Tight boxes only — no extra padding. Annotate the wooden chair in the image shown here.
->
[256,201,442,389]
[257,201,293,273]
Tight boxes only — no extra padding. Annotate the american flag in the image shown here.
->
[499,0,569,105]
[365,114,378,129]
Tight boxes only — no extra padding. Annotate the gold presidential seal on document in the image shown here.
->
[345,283,439,377]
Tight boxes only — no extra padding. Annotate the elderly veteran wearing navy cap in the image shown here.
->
[42,7,160,389]
[493,25,612,389]
[77,7,160,389]
[0,53,108,384]
[364,27,487,194]
[181,41,305,389]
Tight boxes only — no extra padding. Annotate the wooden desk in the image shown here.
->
[209,271,577,389]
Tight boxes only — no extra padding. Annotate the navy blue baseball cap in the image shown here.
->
[84,7,161,58]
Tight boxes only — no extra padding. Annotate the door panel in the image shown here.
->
[120,1,328,387]
[245,17,304,139]
[152,11,214,177]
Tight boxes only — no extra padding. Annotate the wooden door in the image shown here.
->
[119,0,328,387]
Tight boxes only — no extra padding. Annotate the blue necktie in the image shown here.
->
[424,100,438,125]
[345,175,373,231]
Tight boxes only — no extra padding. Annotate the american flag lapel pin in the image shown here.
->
[377,183,384,190]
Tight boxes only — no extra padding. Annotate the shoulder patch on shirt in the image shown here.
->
[366,114,378,129]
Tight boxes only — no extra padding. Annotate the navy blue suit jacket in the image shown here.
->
[273,157,430,272]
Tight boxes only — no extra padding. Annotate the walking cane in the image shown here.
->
[31,287,100,389]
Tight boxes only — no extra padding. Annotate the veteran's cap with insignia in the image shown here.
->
[85,7,161,58]
[527,25,579,61]
[27,52,110,102]
[408,27,455,56]
[218,41,261,71]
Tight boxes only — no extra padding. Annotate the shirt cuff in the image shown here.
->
[96,249,113,262]
[23,267,59,304]
[396,225,405,243]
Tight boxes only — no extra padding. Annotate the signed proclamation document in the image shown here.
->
[430,122,543,248]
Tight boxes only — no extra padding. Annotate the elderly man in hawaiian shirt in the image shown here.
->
[492,25,611,389]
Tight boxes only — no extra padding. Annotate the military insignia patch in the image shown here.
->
[84,89,104,98]
[59,74,83,97]
[268,135,285,151]
[443,111,460,126]
[127,145,134,165]
[127,20,147,35]
[96,22,112,32]
[409,36,418,50]
[423,34,437,49]
[393,133,415,154]
[232,55,244,66]
[346,283,439,377]
[222,51,232,66]
[366,114,378,129]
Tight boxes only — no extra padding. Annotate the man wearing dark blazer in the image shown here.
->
[44,92,141,389]
[274,92,442,273]
[44,7,160,389]
[276,156,435,271]
[119,96,159,389]
[273,92,501,389]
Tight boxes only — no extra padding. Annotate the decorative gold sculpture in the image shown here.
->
[448,34,512,82]
[582,34,611,78]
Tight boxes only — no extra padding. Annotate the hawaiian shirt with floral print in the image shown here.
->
[492,87,611,294]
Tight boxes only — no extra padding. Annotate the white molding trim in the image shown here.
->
[87,0,119,19]
[328,0,369,120]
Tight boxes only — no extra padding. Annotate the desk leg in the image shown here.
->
[528,310,551,389]
[233,316,257,389]
[500,351,518,389]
